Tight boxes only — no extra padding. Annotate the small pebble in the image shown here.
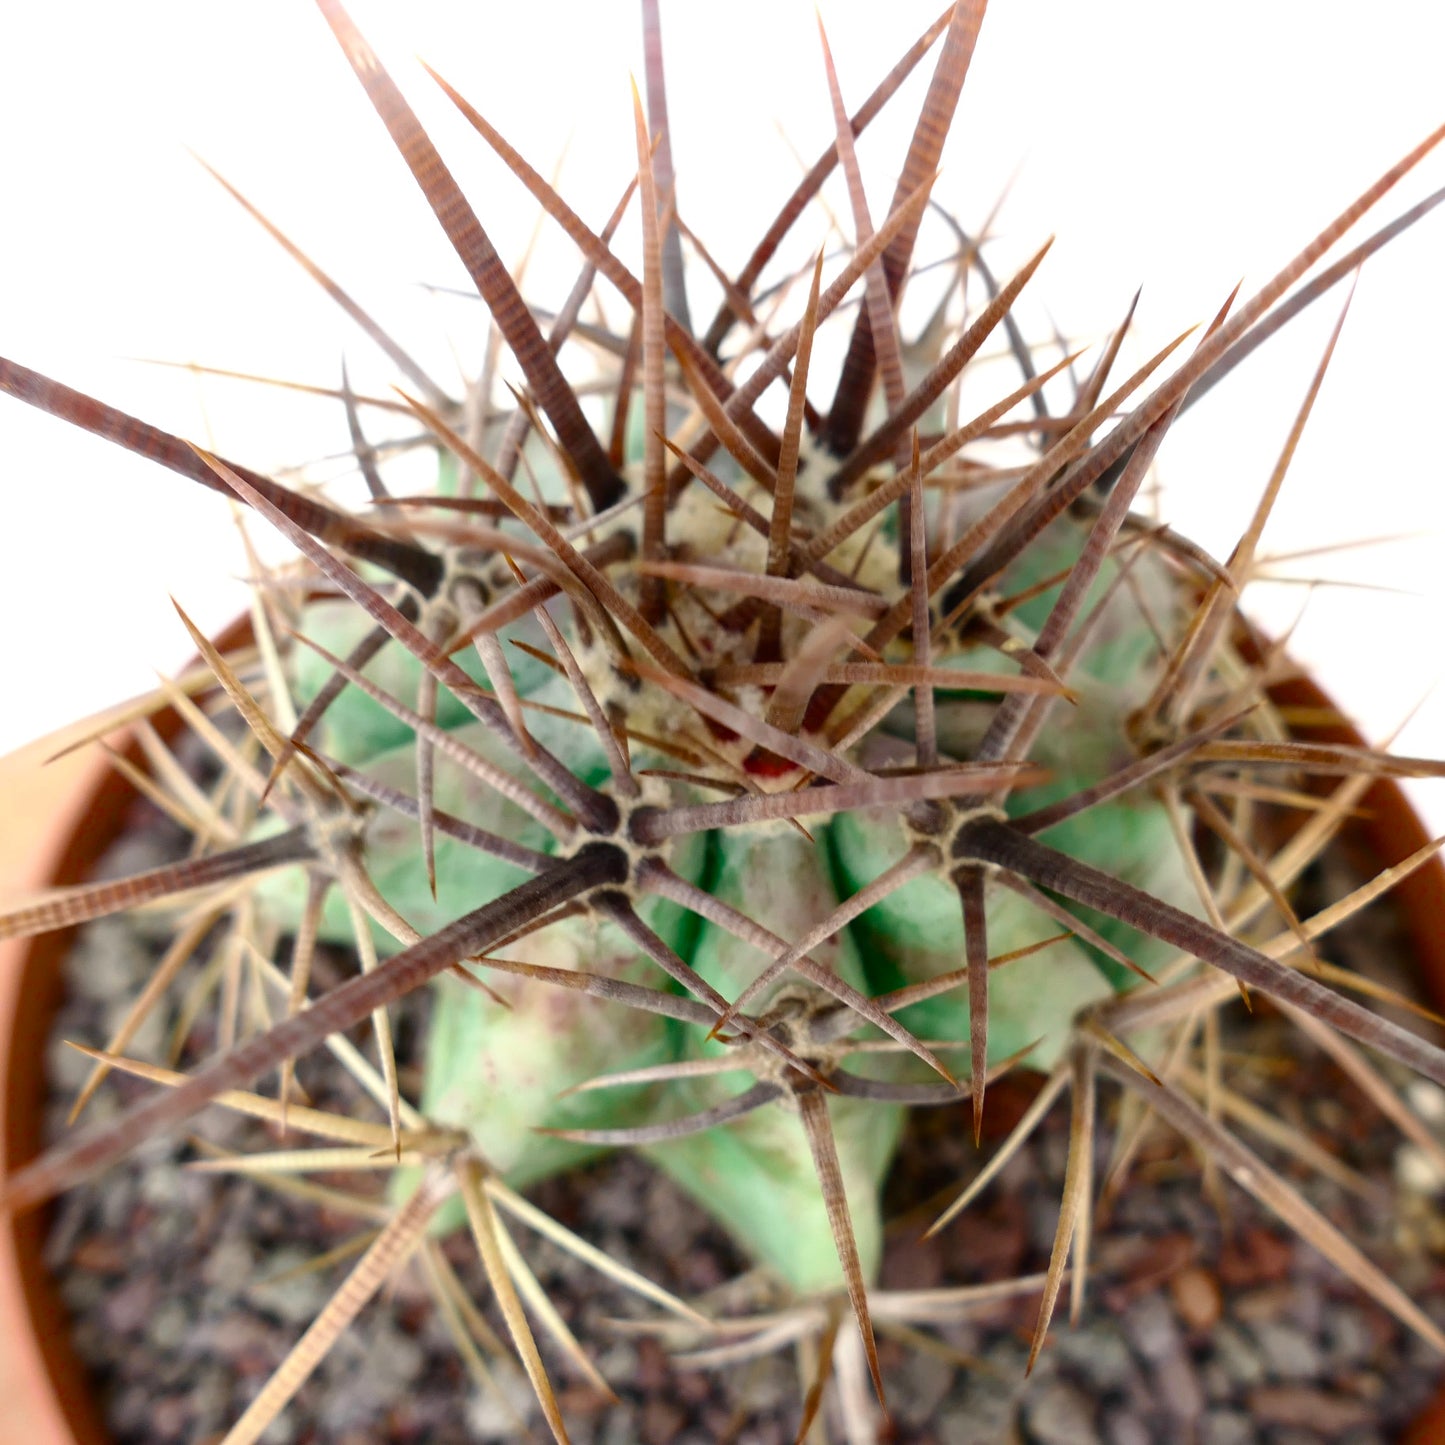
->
[65,918,148,1001]
[600,1415,643,1445]
[1199,1409,1254,1445]
[1121,1288,1202,1420]
[145,1299,189,1352]
[1101,1406,1152,1445]
[1024,1379,1102,1445]
[594,1342,639,1384]
[1397,1144,1445,1195]
[1056,1321,1135,1392]
[1155,1348,1206,1426]
[1248,1319,1322,1380]
[1200,1359,1236,1403]
[939,1407,1004,1445]
[137,1160,185,1207]
[199,1233,256,1294]
[149,1395,194,1440]
[102,1274,159,1334]
[894,1348,955,1426]
[1170,1265,1223,1332]
[1219,1226,1294,1287]
[1286,1277,1324,1337]
[1232,1284,1295,1322]
[1322,1306,1374,1364]
[1121,1292,1180,1363]
[1405,1079,1445,1125]
[466,1366,537,1440]
[640,1397,687,1444]
[249,1246,329,1325]
[69,1234,129,1273]
[1247,1384,1375,1434]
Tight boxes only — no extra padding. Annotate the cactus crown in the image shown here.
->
[3,2,1445,1440]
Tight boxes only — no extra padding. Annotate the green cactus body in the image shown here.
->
[247,434,1210,1298]
[830,811,1118,1071]
[288,598,556,768]
[644,1090,903,1295]
[256,658,707,1197]
[267,511,1197,1294]
[254,711,550,944]
[33,0,1415,1366]
[644,824,905,1293]
[406,890,689,1239]
[831,506,1204,1068]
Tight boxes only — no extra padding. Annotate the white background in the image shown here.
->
[2,2,1443,826]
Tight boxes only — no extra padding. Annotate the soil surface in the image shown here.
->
[40,796,1445,1443]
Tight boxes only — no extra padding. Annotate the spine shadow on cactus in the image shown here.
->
[2,0,1445,1440]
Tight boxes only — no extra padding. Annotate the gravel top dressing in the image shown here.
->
[39,803,1445,1443]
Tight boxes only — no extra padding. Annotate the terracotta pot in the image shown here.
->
[1,738,144,1444]
[1,663,1443,1443]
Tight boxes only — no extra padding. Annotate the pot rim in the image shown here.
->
[0,741,145,1445]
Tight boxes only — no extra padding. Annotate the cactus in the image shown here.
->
[3,2,1445,1440]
